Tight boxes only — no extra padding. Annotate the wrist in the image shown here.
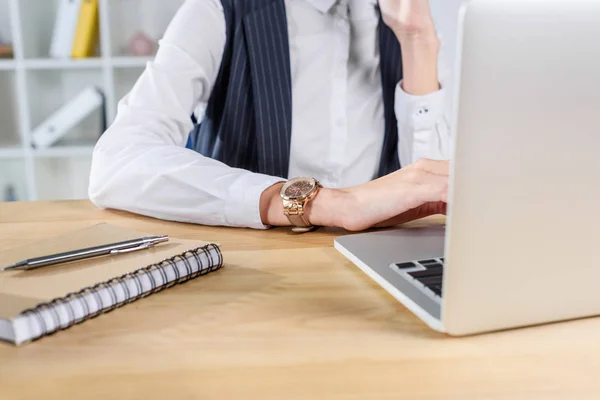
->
[304,187,348,228]
[393,24,438,47]
[260,182,354,229]
[396,30,440,96]
[259,182,287,226]
[391,18,437,43]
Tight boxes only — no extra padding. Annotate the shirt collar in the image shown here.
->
[304,0,379,16]
[304,0,338,13]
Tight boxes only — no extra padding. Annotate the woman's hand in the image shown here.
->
[378,0,436,40]
[307,159,449,231]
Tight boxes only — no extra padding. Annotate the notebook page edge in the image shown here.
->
[0,318,16,344]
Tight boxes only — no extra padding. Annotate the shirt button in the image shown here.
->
[417,107,429,116]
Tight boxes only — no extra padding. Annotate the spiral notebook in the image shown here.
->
[0,223,223,345]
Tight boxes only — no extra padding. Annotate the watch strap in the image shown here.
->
[286,213,311,228]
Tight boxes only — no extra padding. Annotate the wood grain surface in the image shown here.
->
[1,201,598,399]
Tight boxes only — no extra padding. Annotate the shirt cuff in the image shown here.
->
[394,81,446,131]
[225,172,286,230]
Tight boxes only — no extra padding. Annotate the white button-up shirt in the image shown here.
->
[89,0,461,229]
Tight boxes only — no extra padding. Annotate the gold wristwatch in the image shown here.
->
[280,177,322,233]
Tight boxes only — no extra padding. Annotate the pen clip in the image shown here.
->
[109,243,153,255]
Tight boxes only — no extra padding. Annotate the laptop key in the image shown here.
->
[423,262,443,269]
[429,285,442,297]
[409,266,443,278]
[395,262,417,269]
[419,259,438,265]
[417,276,443,286]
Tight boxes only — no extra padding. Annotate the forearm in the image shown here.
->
[395,29,441,96]
[90,132,283,228]
[393,29,452,165]
[259,183,288,226]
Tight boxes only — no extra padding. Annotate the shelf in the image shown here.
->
[23,58,104,70]
[0,60,16,70]
[2,57,154,70]
[0,147,24,159]
[111,56,152,68]
[1,0,184,201]
[26,68,105,145]
[33,145,95,158]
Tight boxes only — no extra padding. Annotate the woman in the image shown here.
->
[89,0,460,232]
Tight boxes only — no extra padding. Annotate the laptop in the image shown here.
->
[335,0,600,336]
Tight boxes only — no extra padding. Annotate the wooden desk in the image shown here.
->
[1,201,599,399]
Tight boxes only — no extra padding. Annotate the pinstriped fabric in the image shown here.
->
[189,0,403,179]
[228,23,256,170]
[378,10,403,175]
[245,0,292,177]
[192,0,238,164]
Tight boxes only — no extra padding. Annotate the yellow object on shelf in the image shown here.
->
[0,44,13,59]
[71,0,99,58]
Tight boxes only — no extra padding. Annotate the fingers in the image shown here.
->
[341,159,449,231]
[410,159,450,176]
[386,163,448,209]
[405,172,448,206]
[374,202,447,228]
[419,179,448,204]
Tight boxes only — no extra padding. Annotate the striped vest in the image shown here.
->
[188,0,403,179]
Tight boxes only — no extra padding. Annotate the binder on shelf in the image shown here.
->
[71,0,99,59]
[49,0,83,59]
[31,86,106,149]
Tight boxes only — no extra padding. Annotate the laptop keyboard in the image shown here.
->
[393,258,445,298]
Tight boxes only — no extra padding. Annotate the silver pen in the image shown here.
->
[2,235,169,272]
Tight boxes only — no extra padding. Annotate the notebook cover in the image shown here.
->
[0,223,209,320]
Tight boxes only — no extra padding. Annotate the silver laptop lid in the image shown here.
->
[443,0,600,335]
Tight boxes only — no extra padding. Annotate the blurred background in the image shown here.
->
[0,0,184,203]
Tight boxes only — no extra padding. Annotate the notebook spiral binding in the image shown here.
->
[19,243,223,341]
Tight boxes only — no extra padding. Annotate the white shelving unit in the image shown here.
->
[0,0,184,202]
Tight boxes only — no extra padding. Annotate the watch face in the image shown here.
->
[282,178,316,200]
